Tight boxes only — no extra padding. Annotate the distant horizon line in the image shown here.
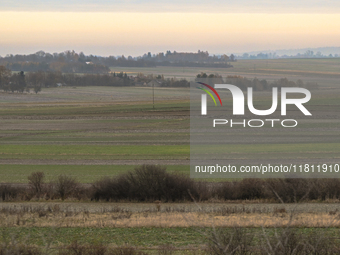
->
[2,46,340,58]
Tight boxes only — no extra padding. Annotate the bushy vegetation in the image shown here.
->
[1,166,340,203]
[92,165,199,202]
[0,184,25,201]
[208,227,339,255]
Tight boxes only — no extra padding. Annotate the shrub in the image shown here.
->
[311,179,340,200]
[235,179,266,200]
[92,175,131,201]
[214,179,267,201]
[260,228,305,255]
[28,171,45,195]
[54,175,79,200]
[208,227,254,255]
[92,165,201,202]
[126,165,199,201]
[266,179,312,203]
[208,228,339,255]
[0,184,24,202]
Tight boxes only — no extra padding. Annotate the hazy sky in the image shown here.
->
[1,0,340,56]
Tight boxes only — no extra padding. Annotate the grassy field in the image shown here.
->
[0,144,189,160]
[1,59,340,252]
[3,207,340,228]
[0,87,191,183]
[0,86,190,104]
[0,101,190,116]
[0,226,208,248]
[0,165,190,183]
[0,226,339,250]
[0,59,340,183]
[1,198,340,249]
[111,58,340,87]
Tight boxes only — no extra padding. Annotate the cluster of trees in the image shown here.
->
[0,64,320,93]
[0,50,236,71]
[0,67,41,93]
[239,50,340,59]
[138,50,235,68]
[287,50,339,58]
[161,79,190,87]
[0,66,136,92]
[2,66,316,91]
[63,72,134,87]
[135,73,190,87]
[32,70,189,88]
[28,71,133,88]
[100,51,235,68]
[240,52,277,59]
[195,72,224,85]
[153,50,236,62]
[1,50,109,73]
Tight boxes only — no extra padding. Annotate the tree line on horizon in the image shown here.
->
[0,66,191,92]
[239,49,340,60]
[0,65,318,94]
[0,50,236,72]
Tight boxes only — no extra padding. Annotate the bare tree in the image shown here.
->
[55,175,78,200]
[28,172,45,195]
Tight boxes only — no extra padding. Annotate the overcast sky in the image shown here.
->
[3,0,340,13]
[1,0,340,56]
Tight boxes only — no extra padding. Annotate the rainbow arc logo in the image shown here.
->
[196,82,222,106]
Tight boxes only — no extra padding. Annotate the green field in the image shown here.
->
[0,142,338,161]
[0,59,340,183]
[1,227,339,249]
[0,165,190,183]
[0,227,207,247]
[111,58,340,87]
[0,101,190,116]
[1,59,340,252]
[192,143,340,159]
[0,145,189,160]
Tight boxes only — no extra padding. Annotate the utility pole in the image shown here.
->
[153,82,155,109]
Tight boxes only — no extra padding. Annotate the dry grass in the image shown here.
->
[1,210,340,228]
